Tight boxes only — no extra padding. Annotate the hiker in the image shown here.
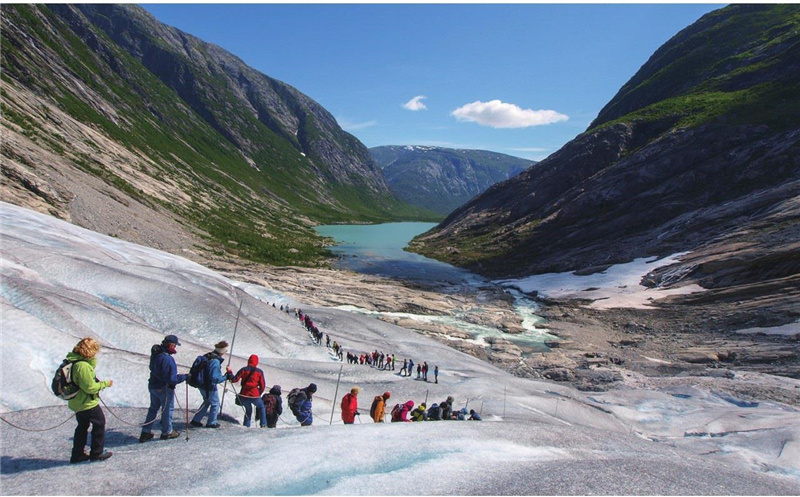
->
[370,391,391,423]
[410,403,427,422]
[434,366,439,384]
[400,359,407,376]
[190,341,233,429]
[407,359,414,378]
[391,354,396,371]
[455,407,469,420]
[261,385,283,428]
[140,334,188,443]
[416,364,421,379]
[391,400,414,422]
[341,387,360,424]
[427,403,442,421]
[469,409,482,421]
[231,354,267,428]
[422,362,428,381]
[66,337,113,463]
[440,396,454,421]
[290,383,317,426]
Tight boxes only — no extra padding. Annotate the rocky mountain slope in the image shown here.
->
[1,4,436,267]
[370,145,535,215]
[410,5,800,331]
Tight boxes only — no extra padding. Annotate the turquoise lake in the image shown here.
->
[315,222,484,284]
[315,222,555,352]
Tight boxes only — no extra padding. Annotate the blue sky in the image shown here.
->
[142,4,720,161]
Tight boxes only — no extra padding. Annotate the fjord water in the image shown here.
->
[315,222,554,352]
[315,222,481,284]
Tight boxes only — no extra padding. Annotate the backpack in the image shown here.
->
[369,396,378,418]
[390,403,402,422]
[51,358,83,400]
[428,404,442,421]
[188,353,211,389]
[287,388,303,415]
[263,394,278,416]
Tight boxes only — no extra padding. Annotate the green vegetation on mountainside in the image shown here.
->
[590,5,800,136]
[1,5,437,267]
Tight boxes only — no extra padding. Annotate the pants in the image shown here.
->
[192,387,220,426]
[142,386,175,434]
[73,405,105,459]
[241,396,267,427]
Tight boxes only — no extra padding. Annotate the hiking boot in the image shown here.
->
[70,453,90,464]
[190,420,204,428]
[160,430,180,440]
[139,432,154,443]
[89,451,113,462]
[205,423,220,428]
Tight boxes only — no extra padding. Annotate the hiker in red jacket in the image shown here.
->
[231,354,267,428]
[341,387,360,424]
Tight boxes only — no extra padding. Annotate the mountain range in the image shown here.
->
[411,4,800,327]
[370,146,535,215]
[1,4,437,268]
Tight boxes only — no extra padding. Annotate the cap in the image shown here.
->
[307,383,317,393]
[383,391,391,399]
[163,335,181,346]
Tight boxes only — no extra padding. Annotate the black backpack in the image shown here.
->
[427,404,442,421]
[188,353,212,389]
[287,388,302,415]
[52,358,84,400]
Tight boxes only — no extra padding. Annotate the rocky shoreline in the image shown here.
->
[203,257,800,406]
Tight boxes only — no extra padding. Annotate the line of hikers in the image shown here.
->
[59,330,468,465]
[296,309,440,384]
[344,391,482,424]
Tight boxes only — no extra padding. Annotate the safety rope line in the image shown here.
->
[98,397,159,428]
[0,411,76,432]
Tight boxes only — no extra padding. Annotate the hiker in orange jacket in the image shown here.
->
[370,391,391,423]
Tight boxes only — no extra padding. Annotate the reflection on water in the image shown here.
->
[316,222,483,284]
[316,223,556,352]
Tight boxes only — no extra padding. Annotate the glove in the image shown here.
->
[226,367,232,374]
[355,411,361,416]
[226,372,235,381]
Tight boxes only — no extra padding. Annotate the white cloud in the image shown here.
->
[451,100,568,128]
[403,95,428,111]
[338,118,378,131]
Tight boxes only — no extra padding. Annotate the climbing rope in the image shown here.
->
[0,410,76,432]
[98,396,159,428]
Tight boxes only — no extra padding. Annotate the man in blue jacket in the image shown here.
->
[140,334,188,442]
[190,340,233,428]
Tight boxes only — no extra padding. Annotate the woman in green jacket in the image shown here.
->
[67,337,113,463]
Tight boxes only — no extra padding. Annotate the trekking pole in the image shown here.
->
[185,382,190,441]
[465,399,469,410]
[220,298,244,414]
[479,401,484,417]
[424,389,429,405]
[503,385,507,418]
[329,364,344,426]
